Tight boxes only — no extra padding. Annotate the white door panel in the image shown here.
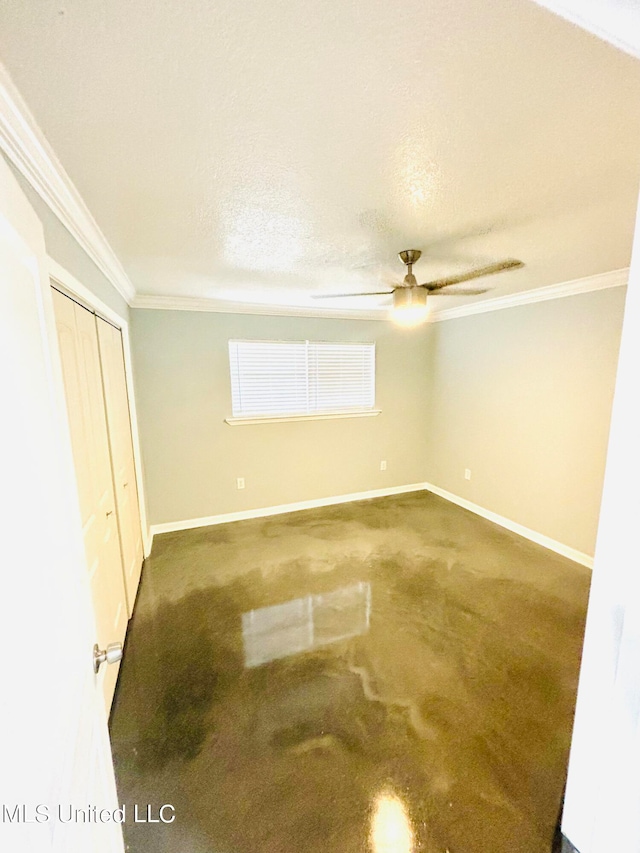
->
[0,153,123,852]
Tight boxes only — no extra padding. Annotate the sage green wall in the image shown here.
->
[3,154,129,318]
[132,287,624,554]
[425,287,626,557]
[130,310,434,525]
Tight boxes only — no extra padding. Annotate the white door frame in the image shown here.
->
[48,258,151,559]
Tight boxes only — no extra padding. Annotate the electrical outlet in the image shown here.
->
[464,469,471,481]
[380,460,387,471]
[236,477,245,490]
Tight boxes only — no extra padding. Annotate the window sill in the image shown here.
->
[225,409,382,426]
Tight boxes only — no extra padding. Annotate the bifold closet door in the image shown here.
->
[52,289,128,713]
[96,317,143,615]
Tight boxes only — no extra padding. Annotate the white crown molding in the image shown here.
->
[0,62,135,304]
[130,292,389,321]
[133,268,628,323]
[428,268,628,323]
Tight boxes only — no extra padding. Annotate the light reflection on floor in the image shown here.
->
[370,789,415,853]
[242,581,371,667]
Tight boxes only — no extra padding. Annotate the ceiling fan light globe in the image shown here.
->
[392,287,429,327]
[393,305,430,327]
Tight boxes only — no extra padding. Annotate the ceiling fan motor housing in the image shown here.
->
[393,286,428,310]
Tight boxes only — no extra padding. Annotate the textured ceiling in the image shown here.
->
[1,0,640,313]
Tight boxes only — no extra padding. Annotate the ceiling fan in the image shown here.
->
[313,249,524,325]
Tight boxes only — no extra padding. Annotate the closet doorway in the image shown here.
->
[52,286,143,712]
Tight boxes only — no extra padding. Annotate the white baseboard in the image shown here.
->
[149,482,429,536]
[147,481,593,569]
[423,481,594,569]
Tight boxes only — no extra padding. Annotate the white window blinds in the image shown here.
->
[228,339,376,419]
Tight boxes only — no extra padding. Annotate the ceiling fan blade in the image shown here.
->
[420,258,524,291]
[312,291,394,299]
[429,286,489,296]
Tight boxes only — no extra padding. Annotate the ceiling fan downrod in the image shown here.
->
[399,249,421,287]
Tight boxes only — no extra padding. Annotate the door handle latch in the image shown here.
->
[93,642,123,673]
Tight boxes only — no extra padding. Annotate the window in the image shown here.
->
[227,339,378,423]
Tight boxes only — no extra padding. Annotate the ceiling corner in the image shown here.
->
[0,61,136,304]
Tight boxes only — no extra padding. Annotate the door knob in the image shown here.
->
[93,642,123,674]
